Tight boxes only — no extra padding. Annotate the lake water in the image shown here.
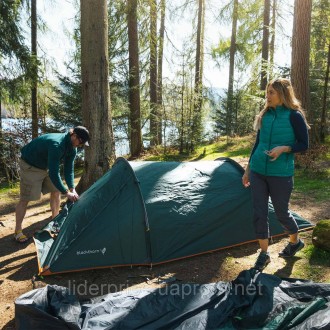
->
[1,117,216,157]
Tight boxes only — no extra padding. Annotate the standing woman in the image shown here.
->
[242,78,309,271]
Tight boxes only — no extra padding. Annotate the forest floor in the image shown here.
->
[0,158,330,329]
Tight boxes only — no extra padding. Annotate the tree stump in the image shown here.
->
[312,220,330,251]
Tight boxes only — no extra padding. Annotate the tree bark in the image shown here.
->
[291,0,312,120]
[149,0,158,146]
[269,0,276,75]
[191,0,205,149]
[0,88,2,133]
[31,0,38,139]
[78,0,115,192]
[127,0,143,158]
[227,0,238,139]
[320,43,330,142]
[157,0,165,145]
[260,0,270,91]
[179,55,186,154]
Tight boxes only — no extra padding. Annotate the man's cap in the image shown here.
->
[73,126,90,146]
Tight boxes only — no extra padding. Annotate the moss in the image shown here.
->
[312,220,330,252]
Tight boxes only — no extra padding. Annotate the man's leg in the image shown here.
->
[15,200,29,232]
[50,191,61,218]
[15,199,30,242]
[15,159,45,242]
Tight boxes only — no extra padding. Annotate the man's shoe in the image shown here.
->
[279,239,305,258]
[253,251,271,271]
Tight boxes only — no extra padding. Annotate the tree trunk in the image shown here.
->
[78,0,115,192]
[320,43,330,142]
[157,0,165,145]
[191,0,205,150]
[0,87,2,163]
[260,0,270,91]
[149,0,158,146]
[127,0,143,158]
[227,0,238,139]
[31,0,38,139]
[180,55,186,154]
[269,0,276,74]
[0,88,2,133]
[291,0,312,123]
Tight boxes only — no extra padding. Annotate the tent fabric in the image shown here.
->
[15,269,330,329]
[34,157,312,275]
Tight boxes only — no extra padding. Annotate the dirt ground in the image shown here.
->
[1,178,329,329]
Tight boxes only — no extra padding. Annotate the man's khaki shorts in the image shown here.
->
[19,159,59,201]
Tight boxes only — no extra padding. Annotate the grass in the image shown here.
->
[0,182,20,203]
[143,135,255,162]
[293,240,330,282]
[293,141,330,202]
[194,136,253,160]
[302,244,330,263]
[293,172,330,202]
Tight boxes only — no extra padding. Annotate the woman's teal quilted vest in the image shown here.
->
[250,106,295,176]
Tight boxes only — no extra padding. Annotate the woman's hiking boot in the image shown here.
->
[279,239,305,258]
[253,251,271,272]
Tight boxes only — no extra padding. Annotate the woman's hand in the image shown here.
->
[267,146,291,161]
[242,171,250,188]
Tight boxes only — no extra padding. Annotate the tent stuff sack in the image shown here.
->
[15,269,330,329]
[34,157,312,275]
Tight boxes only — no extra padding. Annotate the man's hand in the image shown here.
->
[66,189,79,202]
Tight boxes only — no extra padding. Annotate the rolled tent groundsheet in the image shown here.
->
[15,269,330,330]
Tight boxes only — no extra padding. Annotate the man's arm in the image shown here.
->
[63,150,77,190]
[47,147,67,194]
[48,146,79,201]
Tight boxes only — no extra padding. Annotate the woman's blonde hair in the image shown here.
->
[253,78,310,130]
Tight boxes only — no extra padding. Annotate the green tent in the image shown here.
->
[34,157,312,275]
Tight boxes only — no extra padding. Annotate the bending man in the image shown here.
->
[14,126,90,243]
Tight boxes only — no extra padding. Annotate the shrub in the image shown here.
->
[295,143,329,175]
